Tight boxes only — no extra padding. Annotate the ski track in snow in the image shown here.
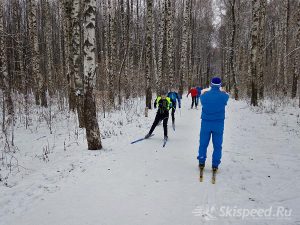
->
[1,98,300,225]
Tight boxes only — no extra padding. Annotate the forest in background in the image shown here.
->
[0,0,300,151]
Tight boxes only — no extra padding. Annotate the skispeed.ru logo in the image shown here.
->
[192,205,292,221]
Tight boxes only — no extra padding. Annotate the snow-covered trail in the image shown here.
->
[3,98,300,225]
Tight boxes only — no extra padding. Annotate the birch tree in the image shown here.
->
[72,0,85,127]
[229,0,238,100]
[166,0,175,89]
[145,0,153,108]
[156,1,165,94]
[179,0,190,96]
[83,0,102,150]
[282,0,290,96]
[28,0,47,107]
[1,0,14,134]
[61,0,76,111]
[250,0,260,106]
[45,0,54,96]
[257,0,266,99]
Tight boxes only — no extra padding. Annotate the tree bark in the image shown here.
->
[179,0,190,96]
[250,0,260,106]
[83,0,102,150]
[145,0,153,109]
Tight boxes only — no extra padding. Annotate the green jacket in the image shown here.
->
[154,96,172,113]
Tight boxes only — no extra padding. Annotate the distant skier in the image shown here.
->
[196,86,203,106]
[187,87,198,109]
[197,77,229,171]
[167,89,181,129]
[145,91,172,142]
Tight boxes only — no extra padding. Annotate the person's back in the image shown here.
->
[200,87,229,121]
[155,96,172,115]
[146,93,172,141]
[197,77,229,172]
[188,88,198,97]
[167,91,181,127]
[167,92,180,106]
[187,87,198,109]
[196,87,202,96]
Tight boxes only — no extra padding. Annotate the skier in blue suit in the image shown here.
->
[196,86,203,106]
[197,77,229,171]
[167,90,181,128]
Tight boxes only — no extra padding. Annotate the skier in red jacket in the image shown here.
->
[187,87,198,109]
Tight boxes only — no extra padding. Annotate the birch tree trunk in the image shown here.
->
[282,0,290,96]
[151,6,157,91]
[45,0,54,96]
[72,0,85,127]
[61,0,76,111]
[229,0,238,100]
[28,0,47,107]
[156,1,165,94]
[1,0,14,133]
[83,0,102,150]
[145,0,153,109]
[108,0,117,107]
[166,0,174,90]
[258,0,266,99]
[179,0,190,96]
[250,0,260,106]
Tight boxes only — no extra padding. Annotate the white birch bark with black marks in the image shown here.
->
[179,0,190,96]
[72,0,85,127]
[156,1,165,94]
[166,0,175,90]
[83,0,102,150]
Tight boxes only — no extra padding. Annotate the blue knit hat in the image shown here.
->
[211,77,222,87]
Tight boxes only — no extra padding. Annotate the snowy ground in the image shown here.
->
[1,96,300,225]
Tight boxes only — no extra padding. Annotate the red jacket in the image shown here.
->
[188,88,198,97]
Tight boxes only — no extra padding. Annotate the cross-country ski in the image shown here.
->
[131,134,154,144]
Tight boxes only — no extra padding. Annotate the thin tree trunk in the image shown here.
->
[179,0,190,96]
[1,0,14,133]
[72,0,85,127]
[283,0,290,96]
[258,0,266,99]
[83,0,102,150]
[250,0,260,106]
[145,0,153,109]
[167,0,175,90]
[229,0,238,100]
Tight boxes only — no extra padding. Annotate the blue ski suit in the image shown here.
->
[196,87,203,105]
[167,92,181,123]
[167,92,181,109]
[197,86,229,168]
